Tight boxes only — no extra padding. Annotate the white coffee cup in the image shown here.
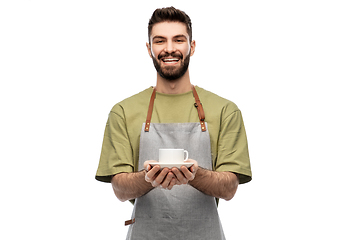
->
[159,149,189,163]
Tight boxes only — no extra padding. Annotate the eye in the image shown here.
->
[153,38,165,44]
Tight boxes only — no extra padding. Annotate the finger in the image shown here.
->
[152,180,160,188]
[145,165,160,183]
[167,177,177,190]
[143,160,158,171]
[152,168,169,187]
[160,171,174,189]
[171,167,188,184]
[182,159,198,174]
[180,166,195,181]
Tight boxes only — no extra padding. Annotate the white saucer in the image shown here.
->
[149,162,193,169]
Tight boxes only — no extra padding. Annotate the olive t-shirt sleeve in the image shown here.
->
[215,107,252,184]
[95,106,134,183]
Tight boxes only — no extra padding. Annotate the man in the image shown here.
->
[96,7,252,239]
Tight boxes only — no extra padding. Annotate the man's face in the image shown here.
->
[147,22,196,81]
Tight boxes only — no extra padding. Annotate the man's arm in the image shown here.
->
[111,171,153,202]
[171,160,239,201]
[111,164,177,202]
[188,168,239,201]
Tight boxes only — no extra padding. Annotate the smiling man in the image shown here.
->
[148,21,193,82]
[95,7,252,240]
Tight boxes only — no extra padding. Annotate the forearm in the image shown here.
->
[189,168,239,201]
[111,171,154,202]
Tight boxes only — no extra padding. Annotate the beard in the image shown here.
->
[152,51,190,81]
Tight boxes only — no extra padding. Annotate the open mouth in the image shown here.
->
[161,58,180,63]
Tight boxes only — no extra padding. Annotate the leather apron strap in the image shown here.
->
[144,85,206,132]
[192,85,207,131]
[144,87,157,132]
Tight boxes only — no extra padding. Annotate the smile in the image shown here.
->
[161,58,180,65]
[162,58,180,62]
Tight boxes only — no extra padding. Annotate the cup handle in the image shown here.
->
[184,150,189,161]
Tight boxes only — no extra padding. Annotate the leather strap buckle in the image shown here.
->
[125,218,135,226]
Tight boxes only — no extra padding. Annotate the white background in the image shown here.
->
[1,0,348,239]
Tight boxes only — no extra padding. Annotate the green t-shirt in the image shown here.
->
[95,86,252,184]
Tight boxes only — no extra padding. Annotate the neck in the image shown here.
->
[156,70,192,94]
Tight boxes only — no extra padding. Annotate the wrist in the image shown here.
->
[188,167,203,183]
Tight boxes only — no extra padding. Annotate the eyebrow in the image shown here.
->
[152,34,188,40]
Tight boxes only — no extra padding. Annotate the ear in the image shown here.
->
[190,40,196,56]
[146,42,152,58]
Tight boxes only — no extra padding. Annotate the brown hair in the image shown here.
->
[148,6,192,43]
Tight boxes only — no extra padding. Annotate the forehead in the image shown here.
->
[151,21,189,39]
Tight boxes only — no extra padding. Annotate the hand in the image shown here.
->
[143,160,176,190]
[171,159,198,185]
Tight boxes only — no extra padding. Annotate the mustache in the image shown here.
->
[157,52,183,60]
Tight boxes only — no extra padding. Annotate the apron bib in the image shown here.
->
[126,86,225,240]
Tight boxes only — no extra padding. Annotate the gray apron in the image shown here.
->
[126,86,225,240]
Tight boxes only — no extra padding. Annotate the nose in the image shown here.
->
[164,41,176,53]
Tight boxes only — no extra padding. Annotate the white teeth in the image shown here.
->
[163,58,179,62]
